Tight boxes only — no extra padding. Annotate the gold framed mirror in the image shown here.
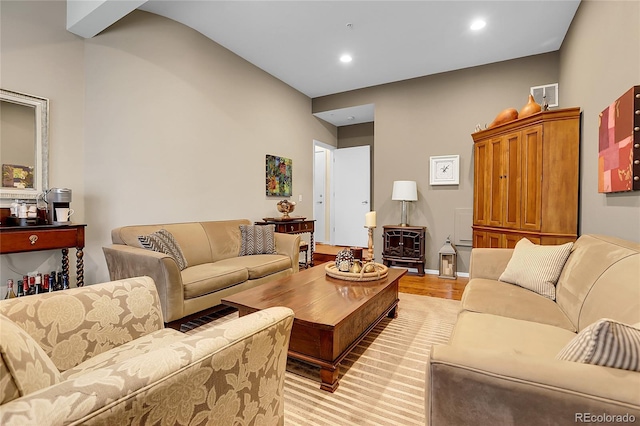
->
[0,89,49,205]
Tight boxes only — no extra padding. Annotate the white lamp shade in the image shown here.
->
[392,181,418,201]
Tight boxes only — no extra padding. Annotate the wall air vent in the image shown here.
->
[531,83,559,108]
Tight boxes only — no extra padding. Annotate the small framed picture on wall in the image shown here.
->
[430,155,460,185]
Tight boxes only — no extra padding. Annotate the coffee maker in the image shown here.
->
[44,188,72,224]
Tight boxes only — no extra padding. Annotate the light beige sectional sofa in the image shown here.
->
[426,234,640,425]
[0,276,294,425]
[103,219,300,328]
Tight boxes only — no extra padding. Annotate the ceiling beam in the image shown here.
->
[67,0,147,38]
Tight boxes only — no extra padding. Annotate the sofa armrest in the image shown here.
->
[274,232,301,273]
[426,345,640,426]
[0,277,164,372]
[103,245,185,323]
[0,307,295,426]
[468,248,514,280]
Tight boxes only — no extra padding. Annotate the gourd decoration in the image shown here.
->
[335,249,355,272]
[488,108,518,128]
[518,94,542,119]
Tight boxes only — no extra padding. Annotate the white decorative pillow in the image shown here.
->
[499,238,573,300]
[239,224,277,256]
[556,319,640,372]
[138,229,188,270]
[0,315,62,403]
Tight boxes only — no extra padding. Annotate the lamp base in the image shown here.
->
[399,200,410,227]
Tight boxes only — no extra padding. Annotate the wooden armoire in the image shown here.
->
[472,107,581,248]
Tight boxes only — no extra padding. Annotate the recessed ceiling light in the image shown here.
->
[340,54,353,63]
[470,19,486,31]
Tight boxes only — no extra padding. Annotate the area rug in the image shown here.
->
[183,293,460,425]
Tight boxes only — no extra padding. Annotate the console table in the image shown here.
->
[0,224,86,286]
[382,225,426,276]
[256,219,315,267]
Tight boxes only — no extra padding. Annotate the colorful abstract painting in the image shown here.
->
[598,86,639,193]
[266,155,292,196]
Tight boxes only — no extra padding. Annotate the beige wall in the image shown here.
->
[559,0,640,239]
[314,53,560,272]
[1,3,336,285]
[1,1,85,285]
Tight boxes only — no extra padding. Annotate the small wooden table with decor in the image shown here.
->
[0,224,86,286]
[222,263,406,392]
[256,218,315,268]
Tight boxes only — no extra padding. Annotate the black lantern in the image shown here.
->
[438,236,458,279]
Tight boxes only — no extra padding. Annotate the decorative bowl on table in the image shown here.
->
[325,262,389,282]
[277,200,296,218]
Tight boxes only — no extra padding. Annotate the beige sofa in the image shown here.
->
[0,276,294,426]
[103,219,300,328]
[426,234,640,425]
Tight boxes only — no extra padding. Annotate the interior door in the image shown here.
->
[332,146,371,247]
[313,148,327,243]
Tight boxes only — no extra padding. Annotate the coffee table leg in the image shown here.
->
[388,303,398,318]
[320,366,339,393]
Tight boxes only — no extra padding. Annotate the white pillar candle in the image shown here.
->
[365,211,376,227]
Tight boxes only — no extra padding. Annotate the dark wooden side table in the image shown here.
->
[382,225,426,276]
[0,224,87,286]
[256,218,315,267]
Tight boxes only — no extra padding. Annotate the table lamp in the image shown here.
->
[392,180,418,226]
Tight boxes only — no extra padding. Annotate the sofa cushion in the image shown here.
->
[181,263,249,299]
[0,314,62,404]
[217,255,292,280]
[62,328,185,380]
[138,229,188,270]
[461,279,576,332]
[239,224,277,256]
[450,311,576,358]
[499,238,573,300]
[556,319,640,372]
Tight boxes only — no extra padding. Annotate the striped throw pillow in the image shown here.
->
[556,319,640,372]
[138,229,188,271]
[239,224,276,256]
[498,238,573,300]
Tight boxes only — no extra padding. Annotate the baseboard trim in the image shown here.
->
[390,266,469,278]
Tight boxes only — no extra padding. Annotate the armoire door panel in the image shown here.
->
[488,138,504,227]
[473,142,489,226]
[487,232,503,248]
[521,125,543,231]
[473,230,487,248]
[503,132,522,229]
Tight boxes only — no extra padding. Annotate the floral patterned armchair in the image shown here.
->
[0,276,294,425]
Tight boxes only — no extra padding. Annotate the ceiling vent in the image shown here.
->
[531,83,559,108]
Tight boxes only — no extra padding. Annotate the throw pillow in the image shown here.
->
[0,314,62,403]
[498,238,573,300]
[138,229,188,271]
[239,224,277,256]
[556,318,640,372]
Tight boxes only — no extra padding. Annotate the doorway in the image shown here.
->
[313,141,371,248]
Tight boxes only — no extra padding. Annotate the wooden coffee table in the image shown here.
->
[222,264,406,392]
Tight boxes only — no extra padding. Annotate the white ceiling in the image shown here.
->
[70,0,581,126]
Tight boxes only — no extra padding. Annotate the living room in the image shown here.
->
[0,1,639,424]
[0,0,638,287]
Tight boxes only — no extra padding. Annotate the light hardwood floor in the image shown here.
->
[314,244,468,301]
